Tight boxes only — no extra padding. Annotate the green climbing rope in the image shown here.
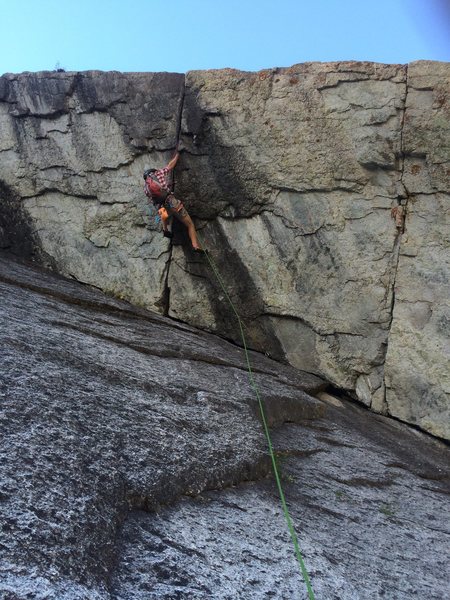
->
[197,234,316,600]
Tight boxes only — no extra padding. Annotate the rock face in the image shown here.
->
[1,253,449,599]
[0,62,448,439]
[0,71,184,307]
[0,253,324,599]
[383,62,450,438]
[176,61,449,440]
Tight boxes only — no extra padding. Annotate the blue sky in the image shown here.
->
[0,0,449,75]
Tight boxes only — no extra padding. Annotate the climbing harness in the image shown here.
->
[196,232,316,600]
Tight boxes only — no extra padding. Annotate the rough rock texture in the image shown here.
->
[1,254,449,599]
[0,70,184,307]
[0,62,449,440]
[384,62,450,438]
[0,252,324,598]
[175,62,408,397]
[112,405,450,600]
[175,61,449,439]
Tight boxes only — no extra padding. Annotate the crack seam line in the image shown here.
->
[382,65,410,414]
[161,74,186,316]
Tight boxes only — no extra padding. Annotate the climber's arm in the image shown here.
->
[166,152,179,171]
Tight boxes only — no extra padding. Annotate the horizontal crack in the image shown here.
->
[22,188,98,201]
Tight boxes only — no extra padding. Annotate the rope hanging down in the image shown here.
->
[197,233,316,600]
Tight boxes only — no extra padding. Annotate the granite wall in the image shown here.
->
[0,61,448,439]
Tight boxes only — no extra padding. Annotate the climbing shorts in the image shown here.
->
[165,194,188,218]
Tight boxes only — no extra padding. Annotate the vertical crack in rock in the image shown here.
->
[382,65,410,414]
[175,75,186,145]
[170,77,288,358]
[159,75,187,316]
[154,248,172,316]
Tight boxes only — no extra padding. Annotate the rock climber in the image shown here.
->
[143,151,203,252]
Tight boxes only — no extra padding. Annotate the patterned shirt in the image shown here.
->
[153,166,171,192]
[144,165,173,206]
